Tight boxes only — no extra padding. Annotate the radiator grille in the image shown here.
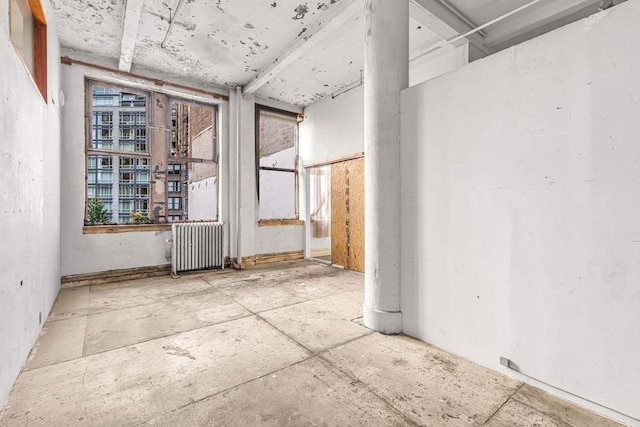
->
[171,222,224,276]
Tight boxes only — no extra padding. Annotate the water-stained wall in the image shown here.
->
[0,0,62,407]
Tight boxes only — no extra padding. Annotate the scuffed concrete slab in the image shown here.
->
[0,316,308,426]
[23,316,87,370]
[323,334,523,425]
[510,385,622,426]
[87,276,212,314]
[143,357,410,426]
[47,286,90,321]
[260,292,370,353]
[2,261,621,426]
[83,289,251,355]
[342,288,365,303]
[485,400,567,426]
[209,264,363,313]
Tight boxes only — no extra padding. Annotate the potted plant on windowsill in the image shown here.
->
[130,211,151,224]
[86,197,110,225]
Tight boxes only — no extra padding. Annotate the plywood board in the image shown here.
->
[331,161,348,268]
[348,158,365,272]
[331,158,364,272]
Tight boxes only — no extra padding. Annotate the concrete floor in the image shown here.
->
[0,261,622,426]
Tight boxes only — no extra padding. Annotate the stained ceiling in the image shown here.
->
[51,0,615,107]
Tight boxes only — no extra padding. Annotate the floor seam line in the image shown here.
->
[134,354,320,427]
[225,290,371,358]
[508,395,575,427]
[48,286,233,324]
[317,350,420,426]
[250,286,363,315]
[197,276,216,288]
[227,294,316,356]
[21,313,256,372]
[482,382,526,425]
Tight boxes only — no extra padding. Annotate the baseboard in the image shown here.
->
[232,250,304,267]
[61,264,172,289]
[61,251,304,288]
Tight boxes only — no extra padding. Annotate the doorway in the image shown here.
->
[306,155,364,272]
[309,165,332,262]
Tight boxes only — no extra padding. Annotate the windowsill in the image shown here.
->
[83,224,172,234]
[258,219,305,227]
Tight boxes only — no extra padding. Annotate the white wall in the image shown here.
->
[299,85,365,166]
[298,41,467,167]
[400,3,640,423]
[0,1,62,406]
[409,43,468,87]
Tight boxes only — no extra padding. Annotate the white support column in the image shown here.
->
[363,0,409,334]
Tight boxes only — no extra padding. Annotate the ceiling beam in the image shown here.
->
[413,0,491,57]
[483,0,602,48]
[118,0,145,72]
[243,0,362,96]
[409,0,459,41]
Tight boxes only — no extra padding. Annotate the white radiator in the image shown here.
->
[171,222,224,277]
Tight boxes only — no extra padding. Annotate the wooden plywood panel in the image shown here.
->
[331,161,348,268]
[331,158,364,272]
[348,158,364,272]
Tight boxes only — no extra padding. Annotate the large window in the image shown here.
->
[9,0,47,101]
[85,81,218,225]
[256,106,299,220]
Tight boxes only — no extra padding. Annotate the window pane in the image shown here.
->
[86,153,151,224]
[170,102,215,160]
[259,170,295,220]
[10,0,34,73]
[310,165,331,238]
[92,86,147,152]
[258,109,297,170]
[97,172,112,183]
[187,162,217,221]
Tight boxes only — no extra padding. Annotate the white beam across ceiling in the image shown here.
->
[410,0,459,41]
[118,0,145,72]
[243,0,362,96]
[413,0,491,56]
[482,0,602,48]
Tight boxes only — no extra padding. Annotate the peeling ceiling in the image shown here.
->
[52,0,450,106]
[51,0,124,59]
[51,0,610,107]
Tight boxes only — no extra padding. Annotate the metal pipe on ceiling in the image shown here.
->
[434,0,487,37]
[161,0,186,48]
[411,0,545,62]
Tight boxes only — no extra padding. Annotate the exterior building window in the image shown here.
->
[256,106,298,220]
[9,0,47,101]
[168,197,182,211]
[85,80,218,225]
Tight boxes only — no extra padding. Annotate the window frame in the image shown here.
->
[8,0,48,102]
[84,79,220,230]
[85,80,151,226]
[166,98,219,222]
[255,104,300,222]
